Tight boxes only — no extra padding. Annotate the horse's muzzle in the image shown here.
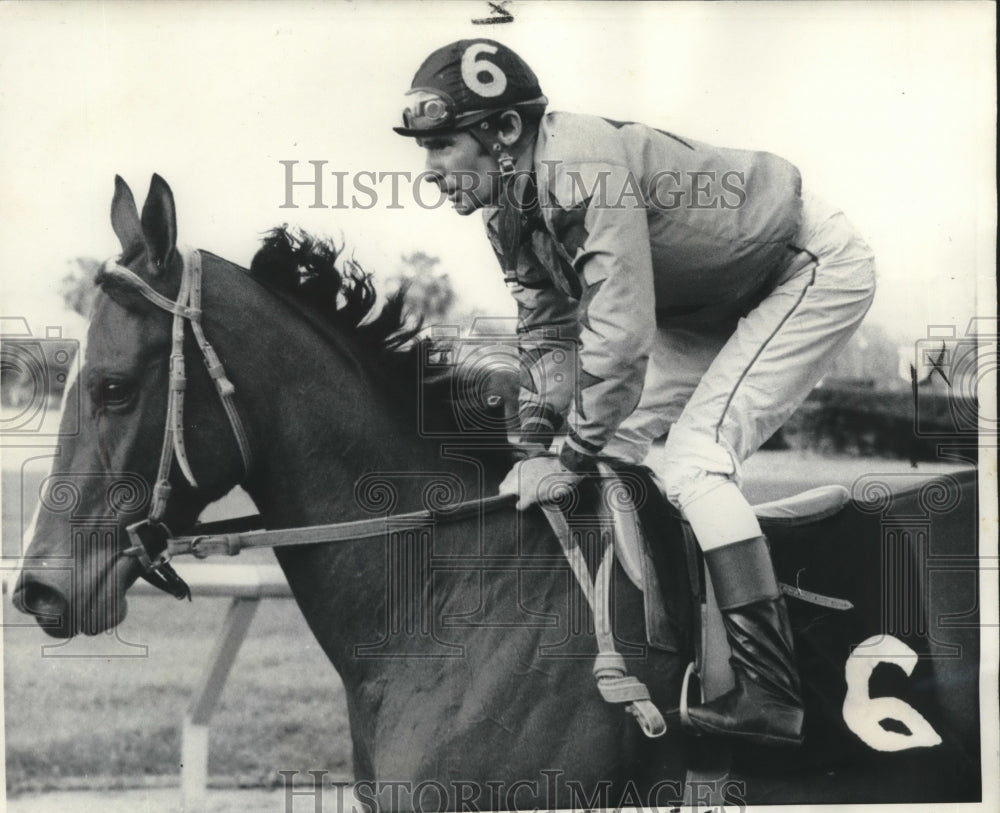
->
[12,576,75,637]
[12,568,128,638]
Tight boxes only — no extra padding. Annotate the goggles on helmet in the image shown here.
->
[398,89,547,137]
[400,89,463,133]
[393,89,548,135]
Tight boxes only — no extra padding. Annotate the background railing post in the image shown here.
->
[180,595,260,809]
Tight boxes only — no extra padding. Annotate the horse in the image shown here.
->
[13,175,983,809]
[12,174,696,810]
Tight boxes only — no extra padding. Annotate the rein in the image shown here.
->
[105,246,667,737]
[127,494,516,563]
[105,248,516,598]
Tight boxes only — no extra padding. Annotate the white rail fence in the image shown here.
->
[133,563,293,808]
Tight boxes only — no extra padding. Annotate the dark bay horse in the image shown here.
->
[12,175,692,810]
[13,175,983,809]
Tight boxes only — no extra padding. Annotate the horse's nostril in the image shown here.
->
[13,580,72,637]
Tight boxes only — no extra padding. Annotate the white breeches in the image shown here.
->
[604,191,877,519]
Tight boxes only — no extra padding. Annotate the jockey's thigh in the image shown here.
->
[603,322,733,464]
[657,191,876,510]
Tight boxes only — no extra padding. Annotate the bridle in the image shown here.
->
[99,247,666,735]
[103,246,509,598]
[100,247,253,598]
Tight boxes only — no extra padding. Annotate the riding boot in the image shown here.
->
[685,535,804,746]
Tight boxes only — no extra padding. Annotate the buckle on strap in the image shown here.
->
[124,520,192,601]
[141,562,192,601]
[188,534,244,558]
[124,520,172,571]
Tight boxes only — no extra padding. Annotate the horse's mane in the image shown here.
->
[248,227,516,464]
[249,226,419,358]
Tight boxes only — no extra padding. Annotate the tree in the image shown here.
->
[390,251,456,324]
[822,322,902,389]
[59,257,102,318]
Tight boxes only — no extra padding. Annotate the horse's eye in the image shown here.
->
[100,380,133,408]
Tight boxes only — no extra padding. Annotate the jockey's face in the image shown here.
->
[418,131,500,215]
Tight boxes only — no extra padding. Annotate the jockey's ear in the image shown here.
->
[139,173,178,272]
[496,110,524,148]
[110,175,144,256]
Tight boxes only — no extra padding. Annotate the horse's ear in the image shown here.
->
[140,174,178,271]
[110,175,144,255]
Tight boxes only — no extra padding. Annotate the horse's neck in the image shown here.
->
[203,259,520,687]
[251,401,481,528]
[208,272,489,527]
[240,344,509,685]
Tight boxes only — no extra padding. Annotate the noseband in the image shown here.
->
[99,248,253,598]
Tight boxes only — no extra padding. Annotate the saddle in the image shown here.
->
[582,462,851,637]
[547,460,851,737]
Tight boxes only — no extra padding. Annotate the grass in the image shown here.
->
[0,434,354,795]
[4,588,352,794]
[2,447,973,794]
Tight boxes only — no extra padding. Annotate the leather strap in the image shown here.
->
[101,249,253,523]
[102,248,253,599]
[540,464,667,739]
[127,495,516,564]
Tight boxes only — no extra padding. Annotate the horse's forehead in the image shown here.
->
[85,290,169,370]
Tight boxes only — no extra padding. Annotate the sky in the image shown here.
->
[0,0,995,348]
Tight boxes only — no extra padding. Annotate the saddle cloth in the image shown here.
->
[591,465,980,802]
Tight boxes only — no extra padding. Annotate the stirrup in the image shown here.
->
[679,661,703,732]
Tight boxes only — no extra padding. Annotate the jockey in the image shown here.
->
[394,39,875,747]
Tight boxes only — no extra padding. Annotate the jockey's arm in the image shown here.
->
[548,161,656,469]
[507,279,579,446]
[483,206,580,448]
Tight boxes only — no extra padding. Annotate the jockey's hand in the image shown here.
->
[499,455,583,511]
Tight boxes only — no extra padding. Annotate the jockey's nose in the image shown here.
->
[423,154,445,185]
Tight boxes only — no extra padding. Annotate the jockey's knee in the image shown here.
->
[660,462,735,510]
[659,433,739,510]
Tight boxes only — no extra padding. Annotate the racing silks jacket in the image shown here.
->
[483,111,804,460]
